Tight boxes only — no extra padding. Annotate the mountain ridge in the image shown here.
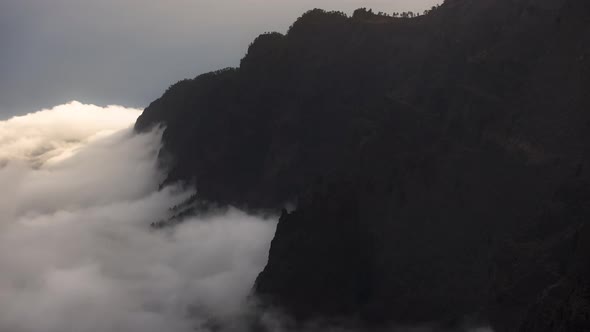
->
[136,0,590,330]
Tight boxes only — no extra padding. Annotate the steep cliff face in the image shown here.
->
[520,223,590,332]
[136,0,590,330]
[488,179,590,331]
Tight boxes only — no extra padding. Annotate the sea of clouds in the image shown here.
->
[0,101,277,332]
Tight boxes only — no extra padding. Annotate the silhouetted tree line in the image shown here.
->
[353,4,442,19]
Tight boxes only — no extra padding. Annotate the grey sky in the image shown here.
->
[0,0,441,118]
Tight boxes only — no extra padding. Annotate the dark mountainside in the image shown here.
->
[135,0,590,330]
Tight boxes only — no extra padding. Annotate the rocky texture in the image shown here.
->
[519,224,590,332]
[136,0,590,330]
[489,180,590,332]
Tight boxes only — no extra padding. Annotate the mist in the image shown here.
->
[0,102,277,332]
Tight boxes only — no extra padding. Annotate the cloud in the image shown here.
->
[0,101,140,166]
[0,102,277,332]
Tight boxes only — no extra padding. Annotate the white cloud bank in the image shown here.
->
[0,102,277,332]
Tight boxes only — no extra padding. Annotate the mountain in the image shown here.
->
[135,0,590,330]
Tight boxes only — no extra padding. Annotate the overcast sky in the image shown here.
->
[0,0,441,118]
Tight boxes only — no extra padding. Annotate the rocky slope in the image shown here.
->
[135,0,590,330]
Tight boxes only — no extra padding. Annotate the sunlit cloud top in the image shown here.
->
[0,101,141,167]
